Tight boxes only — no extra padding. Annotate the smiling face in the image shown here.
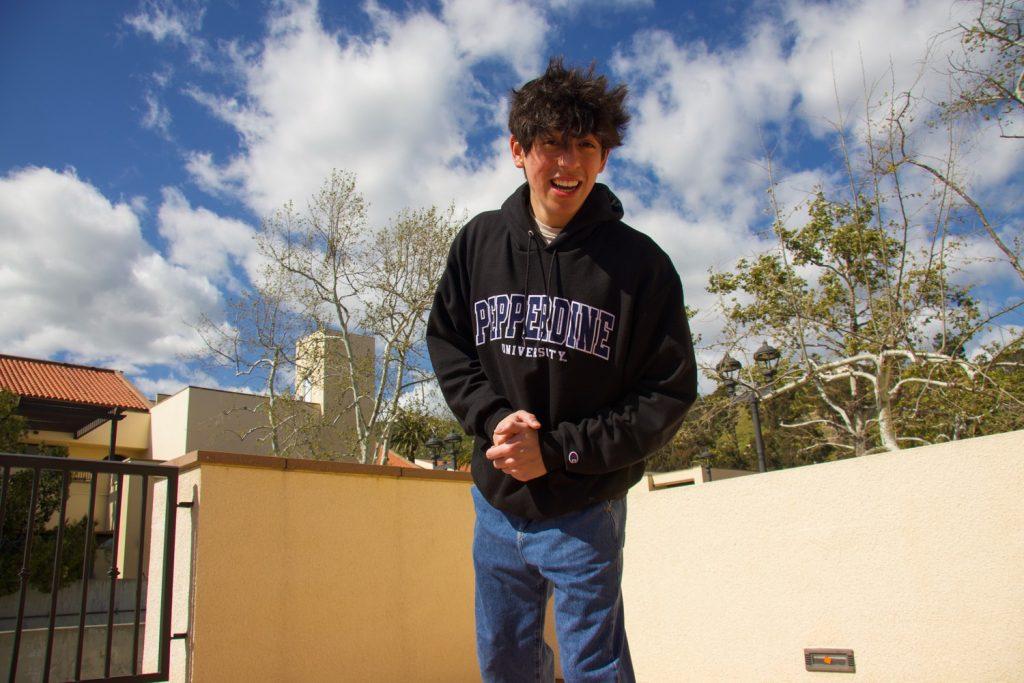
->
[511,131,609,229]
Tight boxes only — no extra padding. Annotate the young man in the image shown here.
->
[426,58,697,682]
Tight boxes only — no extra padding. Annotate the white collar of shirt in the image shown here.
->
[534,216,561,245]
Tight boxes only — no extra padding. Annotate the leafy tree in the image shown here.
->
[707,174,1008,456]
[895,336,1024,443]
[646,392,739,472]
[388,404,473,469]
[0,389,24,451]
[197,170,460,463]
[0,390,88,596]
[653,370,844,473]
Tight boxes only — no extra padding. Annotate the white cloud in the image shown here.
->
[782,0,970,134]
[126,0,208,66]
[133,367,258,400]
[440,0,548,78]
[141,91,172,138]
[547,0,654,11]
[182,0,544,225]
[611,0,985,210]
[947,227,1023,293]
[612,24,796,214]
[397,380,454,419]
[129,195,149,214]
[126,1,199,43]
[156,186,258,284]
[0,167,219,371]
[184,150,238,197]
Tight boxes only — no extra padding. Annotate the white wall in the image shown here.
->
[149,390,189,461]
[624,430,1024,682]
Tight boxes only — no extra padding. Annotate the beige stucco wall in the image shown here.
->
[624,429,1024,682]
[295,330,375,415]
[184,387,284,457]
[142,431,1023,681]
[295,330,375,456]
[145,454,480,682]
[151,386,356,461]
[150,390,189,462]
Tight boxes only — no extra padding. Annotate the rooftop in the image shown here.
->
[0,353,150,413]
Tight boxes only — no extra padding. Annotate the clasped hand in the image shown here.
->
[486,410,547,482]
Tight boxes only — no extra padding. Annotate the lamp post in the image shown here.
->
[424,435,442,468]
[694,451,714,482]
[443,432,462,470]
[425,432,463,470]
[716,341,780,473]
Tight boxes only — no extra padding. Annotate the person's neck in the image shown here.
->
[533,215,561,245]
[529,198,570,230]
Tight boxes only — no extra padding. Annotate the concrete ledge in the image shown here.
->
[165,449,473,481]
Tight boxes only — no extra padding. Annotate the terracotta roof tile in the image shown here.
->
[0,354,150,411]
[376,448,423,469]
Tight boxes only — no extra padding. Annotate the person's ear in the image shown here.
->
[510,135,526,169]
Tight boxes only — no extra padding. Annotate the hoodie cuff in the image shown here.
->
[539,431,565,473]
[484,408,514,443]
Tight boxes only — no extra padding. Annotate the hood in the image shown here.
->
[501,182,625,252]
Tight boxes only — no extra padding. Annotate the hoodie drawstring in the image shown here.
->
[525,229,535,332]
[522,229,561,349]
[543,247,558,301]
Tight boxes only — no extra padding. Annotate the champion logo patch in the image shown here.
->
[568,451,580,464]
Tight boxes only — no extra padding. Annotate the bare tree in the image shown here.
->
[194,264,325,457]
[197,170,459,463]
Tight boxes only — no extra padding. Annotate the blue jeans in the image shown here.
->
[471,486,634,683]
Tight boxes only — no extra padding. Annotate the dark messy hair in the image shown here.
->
[508,57,630,153]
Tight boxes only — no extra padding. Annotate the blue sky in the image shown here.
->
[1,0,1021,399]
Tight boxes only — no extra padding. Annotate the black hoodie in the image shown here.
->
[427,182,697,519]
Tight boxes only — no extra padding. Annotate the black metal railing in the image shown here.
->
[0,453,178,683]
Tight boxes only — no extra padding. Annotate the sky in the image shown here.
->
[0,0,1021,401]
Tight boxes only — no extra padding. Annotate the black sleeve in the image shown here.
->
[426,229,513,441]
[538,256,698,475]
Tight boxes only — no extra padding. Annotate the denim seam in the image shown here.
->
[602,499,624,550]
[535,579,548,682]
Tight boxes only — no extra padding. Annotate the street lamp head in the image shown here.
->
[716,353,742,394]
[716,353,742,378]
[424,434,443,467]
[753,341,780,379]
[442,432,463,470]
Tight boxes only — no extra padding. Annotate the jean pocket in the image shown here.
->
[601,498,626,549]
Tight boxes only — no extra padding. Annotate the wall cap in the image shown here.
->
[164,450,473,482]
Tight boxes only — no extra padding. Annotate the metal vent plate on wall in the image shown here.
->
[804,648,855,673]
